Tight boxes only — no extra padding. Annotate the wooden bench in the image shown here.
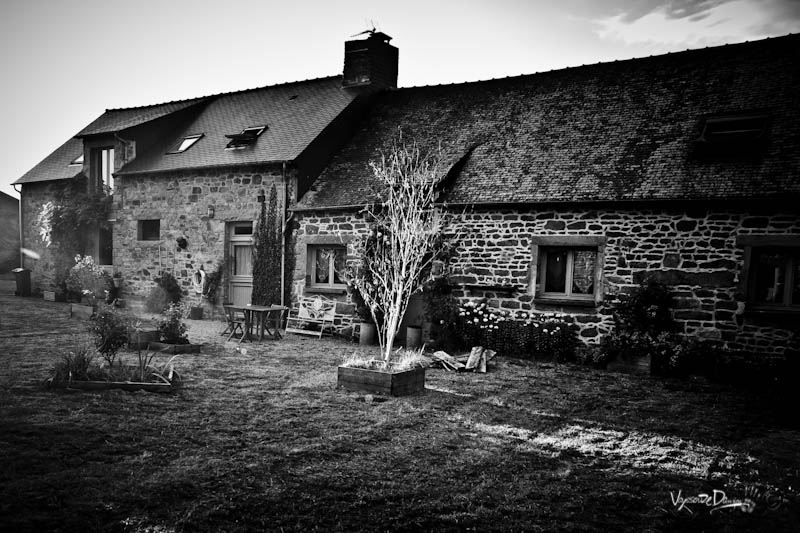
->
[285,295,356,338]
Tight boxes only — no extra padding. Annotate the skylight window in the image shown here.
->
[694,112,770,159]
[225,126,267,150]
[699,114,769,143]
[69,154,84,166]
[168,134,203,154]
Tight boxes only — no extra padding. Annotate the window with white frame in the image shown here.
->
[738,235,800,312]
[531,236,605,304]
[92,147,115,191]
[308,245,346,289]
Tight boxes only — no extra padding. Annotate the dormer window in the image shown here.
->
[69,154,84,166]
[225,126,267,150]
[168,134,203,154]
[694,112,770,159]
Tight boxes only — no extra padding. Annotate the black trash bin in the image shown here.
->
[12,268,31,297]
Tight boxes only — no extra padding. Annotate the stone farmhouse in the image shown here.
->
[293,34,800,357]
[12,32,800,357]
[14,32,398,307]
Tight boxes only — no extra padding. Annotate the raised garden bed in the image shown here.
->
[43,290,66,302]
[337,365,425,396]
[69,303,96,319]
[48,379,174,393]
[148,342,202,354]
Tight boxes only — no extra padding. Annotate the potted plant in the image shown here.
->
[65,255,110,318]
[111,271,124,288]
[148,303,202,354]
[348,284,377,345]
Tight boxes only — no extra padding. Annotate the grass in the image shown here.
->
[1,294,799,532]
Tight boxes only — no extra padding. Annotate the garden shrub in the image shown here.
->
[146,272,183,313]
[157,303,188,344]
[574,344,610,369]
[457,300,578,359]
[88,309,128,367]
[598,279,697,376]
[52,343,96,383]
[422,278,464,352]
[66,255,111,302]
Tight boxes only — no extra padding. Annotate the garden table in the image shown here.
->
[228,304,288,342]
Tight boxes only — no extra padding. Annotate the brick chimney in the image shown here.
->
[342,31,398,90]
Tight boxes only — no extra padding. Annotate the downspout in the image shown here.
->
[280,162,288,309]
[13,184,22,268]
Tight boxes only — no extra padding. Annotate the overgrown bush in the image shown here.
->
[599,279,692,375]
[88,309,128,367]
[421,278,463,352]
[146,272,183,313]
[66,255,110,302]
[157,303,188,344]
[52,342,96,383]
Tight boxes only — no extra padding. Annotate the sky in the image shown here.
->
[1,0,798,199]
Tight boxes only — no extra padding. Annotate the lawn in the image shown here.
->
[1,294,798,532]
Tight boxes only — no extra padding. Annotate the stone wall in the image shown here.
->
[18,181,71,290]
[293,205,800,357]
[114,164,289,311]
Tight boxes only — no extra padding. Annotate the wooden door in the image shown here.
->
[228,222,253,306]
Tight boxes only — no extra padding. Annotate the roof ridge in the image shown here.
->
[105,74,342,112]
[399,33,799,90]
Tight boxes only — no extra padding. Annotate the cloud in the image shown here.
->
[594,0,800,49]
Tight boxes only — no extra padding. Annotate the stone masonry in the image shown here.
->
[114,164,289,311]
[294,205,800,357]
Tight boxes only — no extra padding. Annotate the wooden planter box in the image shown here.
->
[148,342,202,354]
[337,366,425,396]
[69,303,96,319]
[49,380,173,393]
[43,290,66,302]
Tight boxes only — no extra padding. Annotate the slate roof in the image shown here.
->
[14,137,85,185]
[118,76,362,174]
[296,34,800,210]
[76,98,207,137]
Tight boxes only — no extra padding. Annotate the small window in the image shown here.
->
[69,154,84,166]
[308,246,347,288]
[739,236,800,312]
[225,126,267,149]
[233,222,253,235]
[168,134,203,154]
[531,236,605,305]
[137,219,160,241]
[539,247,597,301]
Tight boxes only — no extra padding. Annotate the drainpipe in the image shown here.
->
[13,184,22,268]
[280,162,287,309]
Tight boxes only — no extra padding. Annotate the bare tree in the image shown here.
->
[351,136,451,361]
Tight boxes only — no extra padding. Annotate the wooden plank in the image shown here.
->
[465,346,484,370]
